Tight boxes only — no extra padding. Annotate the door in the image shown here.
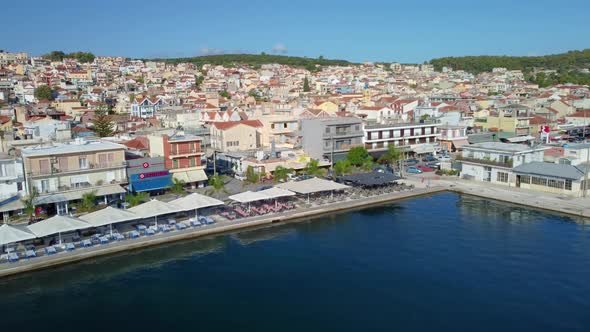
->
[516,175,521,188]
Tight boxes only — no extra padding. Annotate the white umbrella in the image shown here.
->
[80,207,138,237]
[28,215,91,245]
[0,224,36,248]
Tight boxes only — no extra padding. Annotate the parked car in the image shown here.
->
[417,165,434,172]
[406,166,423,174]
[405,158,420,166]
[438,155,451,162]
[422,155,437,162]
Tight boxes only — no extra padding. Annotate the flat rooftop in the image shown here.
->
[464,142,547,153]
[21,140,125,157]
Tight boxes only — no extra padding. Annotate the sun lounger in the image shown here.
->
[205,217,215,224]
[146,228,156,236]
[8,252,19,263]
[136,224,147,231]
[45,246,57,255]
[25,249,36,258]
[161,225,171,233]
[81,239,93,247]
[99,236,109,244]
[129,230,140,239]
[191,219,202,227]
[168,218,176,225]
[176,223,188,230]
[113,233,125,241]
[65,243,75,251]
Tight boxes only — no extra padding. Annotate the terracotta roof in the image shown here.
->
[123,137,149,150]
[212,120,263,131]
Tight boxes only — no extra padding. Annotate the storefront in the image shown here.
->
[127,157,173,193]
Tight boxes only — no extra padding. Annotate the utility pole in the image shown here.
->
[330,134,334,171]
[584,108,589,197]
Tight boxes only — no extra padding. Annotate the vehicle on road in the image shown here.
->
[417,165,434,172]
[405,158,419,166]
[406,166,423,174]
[422,155,437,162]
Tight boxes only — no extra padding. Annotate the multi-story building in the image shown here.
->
[210,120,263,153]
[480,104,532,136]
[459,142,546,186]
[126,156,173,193]
[363,121,439,155]
[131,96,167,118]
[0,154,27,222]
[148,133,207,188]
[21,140,128,215]
[301,117,364,161]
[257,115,299,148]
[438,125,469,152]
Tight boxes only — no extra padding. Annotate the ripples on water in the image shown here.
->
[1,193,589,331]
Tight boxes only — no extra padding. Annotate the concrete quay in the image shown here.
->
[0,186,445,279]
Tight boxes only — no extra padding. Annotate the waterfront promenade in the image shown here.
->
[0,185,445,279]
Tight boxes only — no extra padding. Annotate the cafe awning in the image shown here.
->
[451,139,470,148]
[35,185,126,205]
[27,215,92,238]
[173,169,208,183]
[128,199,182,219]
[79,206,138,228]
[130,177,173,192]
[169,193,224,212]
[0,224,36,246]
[277,178,350,194]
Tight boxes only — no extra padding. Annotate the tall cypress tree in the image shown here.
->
[93,108,114,137]
[303,77,310,92]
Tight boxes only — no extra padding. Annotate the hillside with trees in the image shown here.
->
[429,49,590,86]
[148,54,354,71]
[42,51,95,63]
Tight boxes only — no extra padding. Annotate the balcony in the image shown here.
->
[29,161,127,178]
[323,143,364,153]
[169,149,203,158]
[456,155,513,168]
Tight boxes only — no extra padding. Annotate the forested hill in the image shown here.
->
[429,49,590,74]
[147,54,354,71]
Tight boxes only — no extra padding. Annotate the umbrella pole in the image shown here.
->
[307,194,310,205]
[155,216,158,229]
[58,232,62,246]
[110,224,113,237]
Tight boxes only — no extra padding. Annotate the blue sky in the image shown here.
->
[2,0,589,63]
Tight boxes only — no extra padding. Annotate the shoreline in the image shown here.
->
[2,180,589,280]
[0,187,445,280]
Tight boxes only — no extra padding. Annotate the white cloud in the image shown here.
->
[271,43,288,54]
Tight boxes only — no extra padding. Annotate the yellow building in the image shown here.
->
[480,104,532,136]
[311,100,338,113]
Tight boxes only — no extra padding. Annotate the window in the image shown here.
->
[355,125,360,131]
[39,159,50,174]
[325,127,330,134]
[17,182,22,191]
[565,179,572,191]
[548,179,564,189]
[531,177,547,186]
[58,157,68,172]
[520,175,531,184]
[98,154,107,167]
[271,124,275,129]
[283,123,287,129]
[77,157,87,170]
[190,158,196,167]
[173,159,179,169]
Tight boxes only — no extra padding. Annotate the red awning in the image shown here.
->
[452,139,470,148]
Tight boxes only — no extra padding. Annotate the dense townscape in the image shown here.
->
[0,48,590,267]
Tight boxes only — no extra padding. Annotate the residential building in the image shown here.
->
[257,115,299,148]
[148,133,207,187]
[459,142,546,186]
[481,104,533,136]
[210,120,263,153]
[363,121,439,155]
[301,117,363,161]
[21,140,128,215]
[438,125,469,152]
[131,96,167,118]
[512,162,588,197]
[0,154,27,222]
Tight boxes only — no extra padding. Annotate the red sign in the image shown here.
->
[139,171,169,179]
[143,162,150,168]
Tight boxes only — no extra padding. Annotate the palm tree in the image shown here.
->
[304,159,323,177]
[79,191,97,213]
[125,192,149,208]
[170,178,185,196]
[333,160,351,176]
[207,175,228,197]
[272,166,294,182]
[21,187,38,223]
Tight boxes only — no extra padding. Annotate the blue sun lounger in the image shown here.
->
[129,230,140,238]
[113,233,125,241]
[176,223,187,230]
[81,239,93,248]
[205,217,215,225]
[25,249,36,259]
[65,243,75,251]
[99,236,109,244]
[190,219,201,227]
[145,228,156,236]
[8,252,19,263]
[45,246,57,255]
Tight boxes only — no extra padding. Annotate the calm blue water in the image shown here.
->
[1,193,590,331]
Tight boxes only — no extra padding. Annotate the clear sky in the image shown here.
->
[2,0,589,63]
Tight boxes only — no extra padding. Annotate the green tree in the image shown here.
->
[304,159,324,177]
[245,166,260,184]
[125,192,149,208]
[195,75,205,88]
[34,85,54,101]
[21,187,39,222]
[346,146,370,167]
[207,175,228,197]
[93,108,115,137]
[170,178,185,195]
[333,159,351,176]
[303,77,310,92]
[272,166,293,182]
[77,191,98,213]
[378,145,402,169]
[219,90,231,99]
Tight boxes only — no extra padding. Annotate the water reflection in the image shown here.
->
[0,236,226,297]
